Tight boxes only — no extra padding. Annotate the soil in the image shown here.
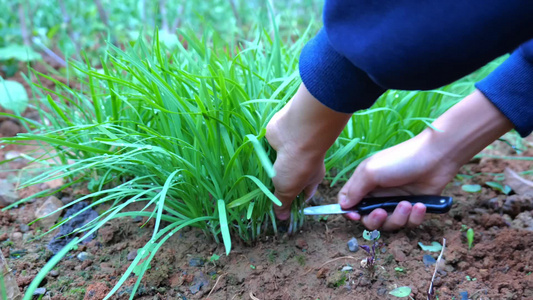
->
[1,69,533,300]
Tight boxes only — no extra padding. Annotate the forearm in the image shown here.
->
[269,83,352,157]
[417,89,514,169]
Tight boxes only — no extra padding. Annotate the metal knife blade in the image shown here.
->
[303,195,453,215]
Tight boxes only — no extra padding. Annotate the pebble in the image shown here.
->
[132,216,143,223]
[295,239,308,250]
[19,224,30,233]
[77,252,89,262]
[189,257,205,267]
[189,272,209,294]
[347,237,359,252]
[34,196,64,229]
[33,287,46,296]
[127,250,137,261]
[423,254,436,267]
[390,246,407,262]
[0,179,19,207]
[377,287,387,296]
[341,265,353,272]
[4,150,23,160]
[11,232,23,241]
[0,120,21,137]
[49,270,59,277]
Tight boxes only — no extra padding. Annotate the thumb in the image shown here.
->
[273,189,298,220]
[338,163,378,209]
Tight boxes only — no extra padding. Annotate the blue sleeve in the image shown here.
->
[299,0,533,121]
[476,40,533,137]
[299,29,385,113]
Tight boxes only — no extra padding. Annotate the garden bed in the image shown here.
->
[1,135,532,300]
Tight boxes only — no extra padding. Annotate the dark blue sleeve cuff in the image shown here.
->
[475,41,533,137]
[299,29,385,113]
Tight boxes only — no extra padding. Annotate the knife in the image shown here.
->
[303,195,453,215]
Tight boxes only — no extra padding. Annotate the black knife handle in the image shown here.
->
[354,195,453,215]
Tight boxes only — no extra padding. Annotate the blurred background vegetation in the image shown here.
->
[0,0,324,75]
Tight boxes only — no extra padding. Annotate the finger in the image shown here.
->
[273,189,299,220]
[407,202,426,227]
[361,208,388,230]
[338,162,378,209]
[304,183,319,202]
[381,201,412,231]
[344,211,361,221]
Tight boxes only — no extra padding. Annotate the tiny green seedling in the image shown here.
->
[395,267,405,274]
[466,228,474,250]
[209,253,220,266]
[250,264,256,270]
[465,275,477,281]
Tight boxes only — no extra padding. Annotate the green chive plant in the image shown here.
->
[5,25,312,298]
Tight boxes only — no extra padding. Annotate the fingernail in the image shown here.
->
[399,203,411,215]
[339,193,348,206]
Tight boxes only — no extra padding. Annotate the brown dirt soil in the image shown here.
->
[0,122,532,300]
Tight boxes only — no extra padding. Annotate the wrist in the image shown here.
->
[416,89,513,169]
[267,83,352,159]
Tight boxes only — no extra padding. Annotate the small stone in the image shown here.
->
[33,287,46,296]
[189,272,209,294]
[341,265,353,272]
[189,257,205,267]
[11,232,22,241]
[377,287,387,296]
[19,224,30,233]
[60,196,74,205]
[316,268,328,279]
[132,216,143,223]
[0,233,8,242]
[0,179,19,207]
[423,254,436,267]
[49,270,59,277]
[0,120,21,137]
[127,250,137,261]
[295,239,308,250]
[100,263,115,273]
[77,251,89,262]
[34,196,64,229]
[347,237,359,252]
[390,247,407,262]
[437,269,447,277]
[5,150,23,161]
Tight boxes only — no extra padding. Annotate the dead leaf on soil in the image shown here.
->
[504,168,533,195]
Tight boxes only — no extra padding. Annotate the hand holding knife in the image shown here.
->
[303,195,453,215]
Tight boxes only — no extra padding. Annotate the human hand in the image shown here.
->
[266,84,352,220]
[338,89,514,231]
[338,135,459,231]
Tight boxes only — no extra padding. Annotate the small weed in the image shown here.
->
[295,254,306,266]
[359,230,382,277]
[460,224,469,232]
[267,250,278,263]
[466,275,477,281]
[250,265,256,270]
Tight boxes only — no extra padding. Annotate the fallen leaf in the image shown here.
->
[504,168,533,195]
